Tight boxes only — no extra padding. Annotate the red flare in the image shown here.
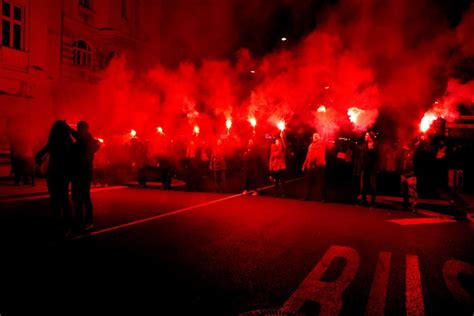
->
[277,120,286,132]
[248,117,257,128]
[420,112,438,133]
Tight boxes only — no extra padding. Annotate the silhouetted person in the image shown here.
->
[269,134,287,197]
[185,139,200,191]
[302,133,327,202]
[435,140,448,192]
[130,137,147,187]
[414,136,435,198]
[242,139,259,195]
[360,132,379,206]
[36,120,74,238]
[210,139,227,193]
[400,143,418,211]
[71,121,100,231]
[157,140,173,190]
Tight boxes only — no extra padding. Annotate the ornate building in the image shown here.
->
[0,0,160,174]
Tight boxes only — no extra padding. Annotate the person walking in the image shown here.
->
[71,121,101,231]
[302,133,327,202]
[36,120,74,238]
[269,134,287,197]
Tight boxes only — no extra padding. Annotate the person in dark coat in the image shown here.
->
[157,138,173,191]
[36,120,74,238]
[210,139,227,193]
[130,137,147,187]
[414,136,435,198]
[360,132,379,206]
[242,139,259,195]
[269,134,287,197]
[400,143,418,211]
[71,121,101,231]
[184,139,201,191]
[302,133,327,202]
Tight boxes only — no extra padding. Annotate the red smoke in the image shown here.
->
[50,0,473,146]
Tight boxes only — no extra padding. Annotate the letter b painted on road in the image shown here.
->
[282,245,360,315]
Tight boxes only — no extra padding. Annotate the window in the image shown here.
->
[121,0,127,19]
[79,0,91,10]
[1,1,24,50]
[72,40,93,68]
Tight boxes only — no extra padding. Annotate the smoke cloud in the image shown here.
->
[53,0,473,144]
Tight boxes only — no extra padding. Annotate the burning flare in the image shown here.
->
[277,120,286,132]
[225,119,232,130]
[156,126,164,134]
[248,117,257,128]
[420,112,438,133]
[97,138,104,144]
[193,125,200,135]
[347,107,364,125]
[317,105,327,113]
[130,129,137,138]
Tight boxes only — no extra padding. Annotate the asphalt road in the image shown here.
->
[0,179,473,315]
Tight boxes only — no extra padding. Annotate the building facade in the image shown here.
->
[0,0,160,174]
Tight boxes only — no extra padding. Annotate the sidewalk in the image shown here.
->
[0,177,49,200]
[456,193,474,222]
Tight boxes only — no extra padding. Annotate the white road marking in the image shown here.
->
[282,245,360,315]
[443,259,474,308]
[72,193,243,240]
[366,251,391,316]
[71,177,306,240]
[406,255,425,316]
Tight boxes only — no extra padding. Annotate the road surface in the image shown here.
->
[0,179,473,315]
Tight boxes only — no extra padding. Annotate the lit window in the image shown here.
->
[1,1,24,50]
[72,40,93,68]
[79,0,92,10]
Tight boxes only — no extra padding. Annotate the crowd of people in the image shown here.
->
[122,127,453,212]
[8,118,462,239]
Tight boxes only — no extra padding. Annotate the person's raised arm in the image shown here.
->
[69,125,79,141]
